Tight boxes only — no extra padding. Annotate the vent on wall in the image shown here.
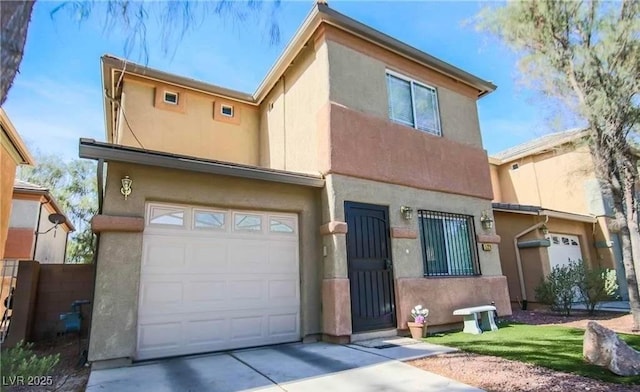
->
[511,163,519,170]
[221,105,234,117]
[164,91,179,105]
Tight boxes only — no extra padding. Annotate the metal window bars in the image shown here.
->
[418,210,481,277]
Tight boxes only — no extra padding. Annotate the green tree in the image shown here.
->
[480,0,640,330]
[0,0,281,105]
[18,154,97,264]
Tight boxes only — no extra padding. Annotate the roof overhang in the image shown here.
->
[79,138,325,188]
[493,203,596,223]
[0,108,34,165]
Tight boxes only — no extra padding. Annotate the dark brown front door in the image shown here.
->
[345,201,396,333]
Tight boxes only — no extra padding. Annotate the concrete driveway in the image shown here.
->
[86,342,482,392]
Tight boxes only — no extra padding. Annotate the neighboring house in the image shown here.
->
[4,180,74,264]
[489,129,626,304]
[0,109,34,261]
[80,3,510,366]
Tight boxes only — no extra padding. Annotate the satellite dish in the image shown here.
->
[48,213,66,226]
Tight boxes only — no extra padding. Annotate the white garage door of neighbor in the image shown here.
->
[547,233,583,270]
[137,203,300,360]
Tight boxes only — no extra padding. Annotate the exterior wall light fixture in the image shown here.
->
[400,206,414,220]
[539,224,549,235]
[480,210,494,230]
[121,176,133,200]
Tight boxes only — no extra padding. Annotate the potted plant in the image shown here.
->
[408,305,429,339]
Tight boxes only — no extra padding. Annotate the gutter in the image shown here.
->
[78,139,325,188]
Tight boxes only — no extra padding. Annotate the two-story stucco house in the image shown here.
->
[489,129,626,306]
[81,3,510,367]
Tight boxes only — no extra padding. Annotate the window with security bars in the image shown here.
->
[386,71,441,136]
[418,210,480,276]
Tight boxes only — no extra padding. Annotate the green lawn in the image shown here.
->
[427,323,640,385]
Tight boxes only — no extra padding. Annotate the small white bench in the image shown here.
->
[453,305,498,334]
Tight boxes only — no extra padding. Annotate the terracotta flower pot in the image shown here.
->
[408,321,426,339]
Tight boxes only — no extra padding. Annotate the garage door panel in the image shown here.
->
[138,204,300,360]
[268,313,298,336]
[268,279,297,300]
[227,242,271,273]
[139,282,183,307]
[190,241,229,269]
[144,241,187,268]
[138,322,182,352]
[269,242,299,271]
[184,280,227,302]
[185,318,228,345]
[230,316,264,339]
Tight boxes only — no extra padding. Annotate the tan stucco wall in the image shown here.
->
[118,76,260,165]
[489,164,502,201]
[89,163,321,362]
[324,31,484,149]
[494,211,604,302]
[0,144,18,260]
[494,146,597,216]
[320,103,493,200]
[259,40,329,174]
[395,276,511,328]
[322,174,502,281]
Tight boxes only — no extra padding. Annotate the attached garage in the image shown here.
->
[137,203,300,360]
[547,233,583,270]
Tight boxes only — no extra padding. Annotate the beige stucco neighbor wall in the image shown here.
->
[259,40,329,174]
[88,162,321,363]
[494,146,597,216]
[118,77,260,165]
[324,36,484,149]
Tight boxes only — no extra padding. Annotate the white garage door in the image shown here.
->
[136,203,300,360]
[547,233,583,270]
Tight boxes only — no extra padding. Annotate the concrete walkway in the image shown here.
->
[87,342,480,392]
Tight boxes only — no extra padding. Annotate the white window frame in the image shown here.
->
[163,91,179,105]
[386,69,442,136]
[192,209,227,231]
[220,104,234,117]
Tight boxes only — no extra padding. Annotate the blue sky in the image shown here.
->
[3,0,579,161]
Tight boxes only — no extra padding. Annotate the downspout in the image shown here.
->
[513,215,549,310]
[32,199,46,260]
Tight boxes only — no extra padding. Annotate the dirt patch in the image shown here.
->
[410,307,638,392]
[4,336,89,392]
[507,308,638,335]
[411,351,638,392]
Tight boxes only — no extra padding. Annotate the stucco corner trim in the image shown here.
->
[320,221,348,235]
[91,215,144,233]
[476,234,501,244]
[390,227,418,239]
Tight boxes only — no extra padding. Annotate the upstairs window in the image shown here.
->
[386,71,441,136]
